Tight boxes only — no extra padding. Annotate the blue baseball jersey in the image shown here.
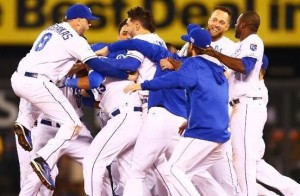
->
[141,56,230,143]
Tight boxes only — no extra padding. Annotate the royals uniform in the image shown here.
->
[228,34,266,196]
[11,20,129,189]
[82,75,143,196]
[108,38,187,196]
[141,54,230,196]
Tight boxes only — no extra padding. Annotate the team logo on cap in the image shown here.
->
[250,44,257,51]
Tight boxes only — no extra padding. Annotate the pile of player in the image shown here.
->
[11,3,300,196]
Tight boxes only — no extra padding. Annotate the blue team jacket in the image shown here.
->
[142,56,230,143]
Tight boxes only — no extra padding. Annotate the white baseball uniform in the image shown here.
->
[11,21,96,172]
[117,34,187,196]
[229,34,266,195]
[83,76,143,196]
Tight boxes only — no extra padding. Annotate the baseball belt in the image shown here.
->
[229,97,262,107]
[40,119,61,128]
[110,106,142,117]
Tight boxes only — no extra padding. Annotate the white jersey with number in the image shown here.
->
[17,22,96,83]
[229,34,264,99]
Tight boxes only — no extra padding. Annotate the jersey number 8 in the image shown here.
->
[35,33,53,51]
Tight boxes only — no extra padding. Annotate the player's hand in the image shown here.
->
[127,71,139,81]
[124,82,142,94]
[201,46,218,58]
[178,121,187,136]
[95,46,109,56]
[160,58,175,70]
[168,58,182,70]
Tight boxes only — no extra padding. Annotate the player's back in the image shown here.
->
[93,78,141,115]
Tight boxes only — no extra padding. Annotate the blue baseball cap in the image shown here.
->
[181,26,212,48]
[262,54,269,70]
[186,24,201,34]
[65,4,99,20]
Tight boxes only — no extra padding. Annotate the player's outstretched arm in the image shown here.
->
[85,57,129,79]
[108,39,180,63]
[202,47,252,74]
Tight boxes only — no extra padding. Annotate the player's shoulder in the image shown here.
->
[244,34,263,45]
[134,33,166,47]
[242,34,264,52]
[219,36,235,45]
[46,22,80,41]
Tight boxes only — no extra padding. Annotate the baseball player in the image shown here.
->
[11,3,136,190]
[66,63,144,196]
[124,26,230,196]
[203,11,266,195]
[203,6,240,195]
[105,37,188,196]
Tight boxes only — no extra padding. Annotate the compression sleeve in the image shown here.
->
[85,58,128,79]
[241,57,257,74]
[88,70,104,89]
[98,57,141,72]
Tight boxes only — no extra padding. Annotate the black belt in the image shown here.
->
[229,97,262,107]
[111,107,142,117]
[25,72,38,78]
[40,119,61,128]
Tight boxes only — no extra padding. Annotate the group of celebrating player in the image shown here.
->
[11,2,300,196]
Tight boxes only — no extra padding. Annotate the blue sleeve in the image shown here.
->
[90,43,108,52]
[241,57,257,74]
[141,60,197,90]
[108,39,180,63]
[88,71,104,89]
[98,57,141,72]
[85,58,128,80]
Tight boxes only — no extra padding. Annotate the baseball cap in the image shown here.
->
[186,24,201,34]
[181,26,212,48]
[65,4,99,20]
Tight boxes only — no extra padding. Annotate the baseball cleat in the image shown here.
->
[30,157,55,190]
[13,122,33,151]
